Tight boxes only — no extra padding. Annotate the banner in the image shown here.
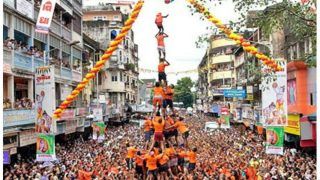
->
[35,66,56,134]
[3,150,10,164]
[262,60,287,126]
[92,122,106,141]
[92,107,103,122]
[266,127,284,155]
[36,134,56,161]
[220,115,231,128]
[35,0,57,34]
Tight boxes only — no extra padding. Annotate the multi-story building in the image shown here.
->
[140,79,156,105]
[3,0,86,157]
[83,2,139,121]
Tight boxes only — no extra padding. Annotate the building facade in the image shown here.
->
[83,2,139,121]
[3,0,86,157]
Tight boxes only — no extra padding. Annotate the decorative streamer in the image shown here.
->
[52,0,145,119]
[186,0,283,72]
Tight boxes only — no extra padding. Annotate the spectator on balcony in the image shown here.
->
[3,98,12,109]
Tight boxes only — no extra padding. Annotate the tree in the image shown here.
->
[189,0,317,66]
[173,77,195,108]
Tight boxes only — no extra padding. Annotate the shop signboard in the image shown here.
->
[262,60,287,126]
[77,118,85,127]
[60,109,75,120]
[77,107,87,116]
[4,109,36,128]
[3,150,10,164]
[266,127,284,155]
[35,66,56,134]
[284,114,300,136]
[36,134,56,161]
[36,0,57,34]
[19,129,37,147]
[16,0,34,19]
[92,107,103,122]
[65,120,77,134]
[223,89,246,98]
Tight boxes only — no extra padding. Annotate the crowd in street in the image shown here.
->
[3,113,317,180]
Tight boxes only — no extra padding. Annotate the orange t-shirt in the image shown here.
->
[178,150,187,159]
[246,167,257,180]
[135,155,144,166]
[78,170,93,180]
[174,121,188,134]
[158,63,168,73]
[126,147,137,158]
[164,86,174,100]
[165,147,176,158]
[155,14,163,25]
[144,119,152,132]
[156,153,169,165]
[153,117,165,132]
[154,86,164,97]
[157,34,165,46]
[145,154,158,170]
[188,151,197,163]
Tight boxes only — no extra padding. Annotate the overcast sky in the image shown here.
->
[84,0,240,84]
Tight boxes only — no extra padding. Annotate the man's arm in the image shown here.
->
[163,14,169,18]
[155,32,159,38]
[163,33,169,38]
[165,60,170,65]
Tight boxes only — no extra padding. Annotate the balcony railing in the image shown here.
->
[13,52,33,72]
[3,109,36,128]
[34,8,39,21]
[3,48,12,65]
[34,57,45,72]
[54,66,61,78]
[50,20,62,36]
[61,67,72,80]
[72,70,82,82]
[62,26,72,41]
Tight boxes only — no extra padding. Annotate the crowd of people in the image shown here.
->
[3,114,317,179]
[3,98,34,110]
[4,38,44,58]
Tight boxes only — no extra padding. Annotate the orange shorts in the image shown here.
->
[153,97,163,106]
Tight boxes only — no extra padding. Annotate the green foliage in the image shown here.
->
[173,77,195,108]
[189,0,317,66]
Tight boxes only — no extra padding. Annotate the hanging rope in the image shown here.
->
[186,0,283,72]
[53,0,145,119]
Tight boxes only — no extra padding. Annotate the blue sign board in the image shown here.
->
[3,150,10,164]
[223,89,246,98]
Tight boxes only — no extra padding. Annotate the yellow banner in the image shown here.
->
[284,114,300,136]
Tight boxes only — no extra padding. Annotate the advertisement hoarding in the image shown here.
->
[35,0,57,34]
[35,66,56,134]
[262,60,287,126]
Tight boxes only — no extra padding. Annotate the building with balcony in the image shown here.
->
[3,0,86,157]
[83,2,140,115]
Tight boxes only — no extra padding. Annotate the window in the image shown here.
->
[110,30,117,40]
[119,51,122,62]
[98,72,102,85]
[112,74,118,82]
[73,13,82,35]
[310,92,316,106]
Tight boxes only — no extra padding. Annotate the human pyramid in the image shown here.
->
[125,12,197,180]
